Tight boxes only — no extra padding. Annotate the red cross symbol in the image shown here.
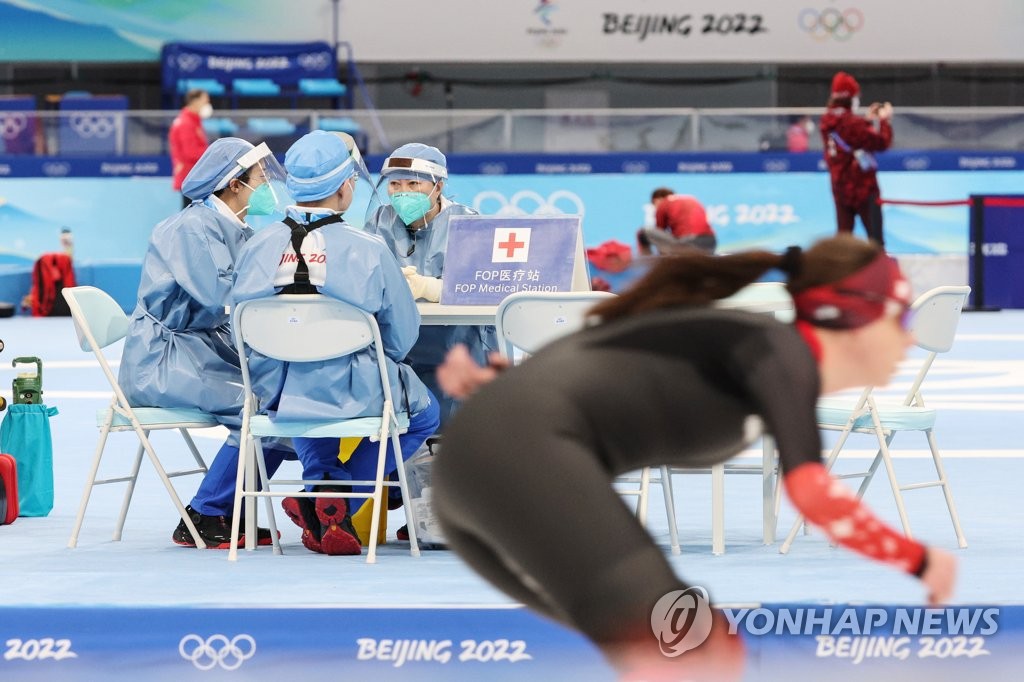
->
[497,232,526,258]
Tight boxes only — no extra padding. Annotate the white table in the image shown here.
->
[416,302,497,326]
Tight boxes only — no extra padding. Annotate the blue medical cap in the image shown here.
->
[284,130,356,202]
[181,137,256,201]
[382,143,447,182]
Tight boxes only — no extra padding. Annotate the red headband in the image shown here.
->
[793,253,911,329]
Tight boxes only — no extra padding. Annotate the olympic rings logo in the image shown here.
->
[68,114,115,138]
[0,114,28,140]
[42,162,70,176]
[798,7,864,41]
[472,190,585,217]
[298,51,332,71]
[177,53,203,72]
[178,633,256,671]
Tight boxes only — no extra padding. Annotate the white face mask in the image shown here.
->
[850,96,861,113]
[199,103,214,119]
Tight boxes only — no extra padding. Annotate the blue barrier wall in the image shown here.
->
[1,151,1020,309]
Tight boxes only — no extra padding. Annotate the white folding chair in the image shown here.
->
[494,290,682,556]
[62,286,214,548]
[665,281,793,554]
[780,285,971,554]
[228,294,420,563]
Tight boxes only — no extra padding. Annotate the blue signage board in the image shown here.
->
[968,194,1024,309]
[440,216,581,305]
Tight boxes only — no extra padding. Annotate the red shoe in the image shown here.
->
[281,496,323,554]
[315,497,362,556]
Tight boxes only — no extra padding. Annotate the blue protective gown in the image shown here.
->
[232,207,432,422]
[231,207,438,508]
[365,199,498,424]
[119,197,251,439]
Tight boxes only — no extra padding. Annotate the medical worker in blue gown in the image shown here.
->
[231,131,441,555]
[119,137,294,549]
[364,143,498,427]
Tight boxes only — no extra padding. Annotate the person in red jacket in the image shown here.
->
[637,187,717,255]
[821,71,893,246]
[169,89,212,208]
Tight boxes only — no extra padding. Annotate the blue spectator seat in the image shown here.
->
[201,117,240,137]
[246,117,297,138]
[296,78,349,108]
[177,79,226,96]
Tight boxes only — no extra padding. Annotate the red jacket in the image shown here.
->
[655,195,714,238]
[820,106,892,209]
[169,108,208,191]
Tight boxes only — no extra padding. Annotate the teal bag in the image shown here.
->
[0,404,58,517]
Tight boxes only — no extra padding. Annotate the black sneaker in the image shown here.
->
[171,505,276,549]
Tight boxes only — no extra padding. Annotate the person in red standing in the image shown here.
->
[636,187,717,255]
[169,88,212,208]
[821,71,894,246]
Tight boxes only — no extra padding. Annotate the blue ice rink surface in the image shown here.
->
[0,311,1022,680]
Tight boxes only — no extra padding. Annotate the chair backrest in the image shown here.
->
[62,286,134,405]
[495,290,616,358]
[232,294,395,413]
[62,286,130,351]
[897,285,971,405]
[909,285,971,354]
[232,294,376,363]
[715,281,794,322]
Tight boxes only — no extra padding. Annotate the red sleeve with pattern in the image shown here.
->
[784,462,927,576]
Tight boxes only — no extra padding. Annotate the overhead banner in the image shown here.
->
[1,0,1023,63]
[161,42,336,92]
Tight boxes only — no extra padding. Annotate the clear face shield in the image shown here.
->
[218,142,291,225]
[327,132,382,224]
[366,153,447,232]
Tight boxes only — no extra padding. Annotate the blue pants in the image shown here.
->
[193,394,441,518]
[190,441,294,516]
[293,391,440,516]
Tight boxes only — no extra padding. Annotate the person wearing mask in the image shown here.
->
[363,143,497,428]
[821,71,894,246]
[169,88,213,208]
[231,131,440,555]
[119,137,293,549]
[432,235,956,681]
[637,187,717,256]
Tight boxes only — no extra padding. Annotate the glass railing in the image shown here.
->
[3,107,1024,156]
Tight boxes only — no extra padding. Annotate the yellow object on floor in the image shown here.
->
[339,437,387,545]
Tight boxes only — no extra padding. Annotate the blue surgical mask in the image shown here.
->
[391,191,433,226]
[243,182,277,216]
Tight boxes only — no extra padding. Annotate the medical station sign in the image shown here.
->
[441,216,581,305]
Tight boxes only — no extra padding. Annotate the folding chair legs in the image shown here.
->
[925,431,968,548]
[762,435,778,545]
[68,417,207,549]
[659,466,681,556]
[781,428,968,554]
[113,442,145,541]
[68,421,116,548]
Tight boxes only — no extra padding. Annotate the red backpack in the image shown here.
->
[29,253,76,317]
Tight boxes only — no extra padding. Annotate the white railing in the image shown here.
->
[3,107,1024,156]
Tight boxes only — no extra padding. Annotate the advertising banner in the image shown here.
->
[1,0,1024,63]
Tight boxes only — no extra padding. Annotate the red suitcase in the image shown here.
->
[0,453,18,524]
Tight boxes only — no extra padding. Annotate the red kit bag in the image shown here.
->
[0,453,18,524]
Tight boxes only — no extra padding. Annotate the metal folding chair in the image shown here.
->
[62,286,213,548]
[228,294,420,563]
[494,290,682,556]
[781,285,971,553]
